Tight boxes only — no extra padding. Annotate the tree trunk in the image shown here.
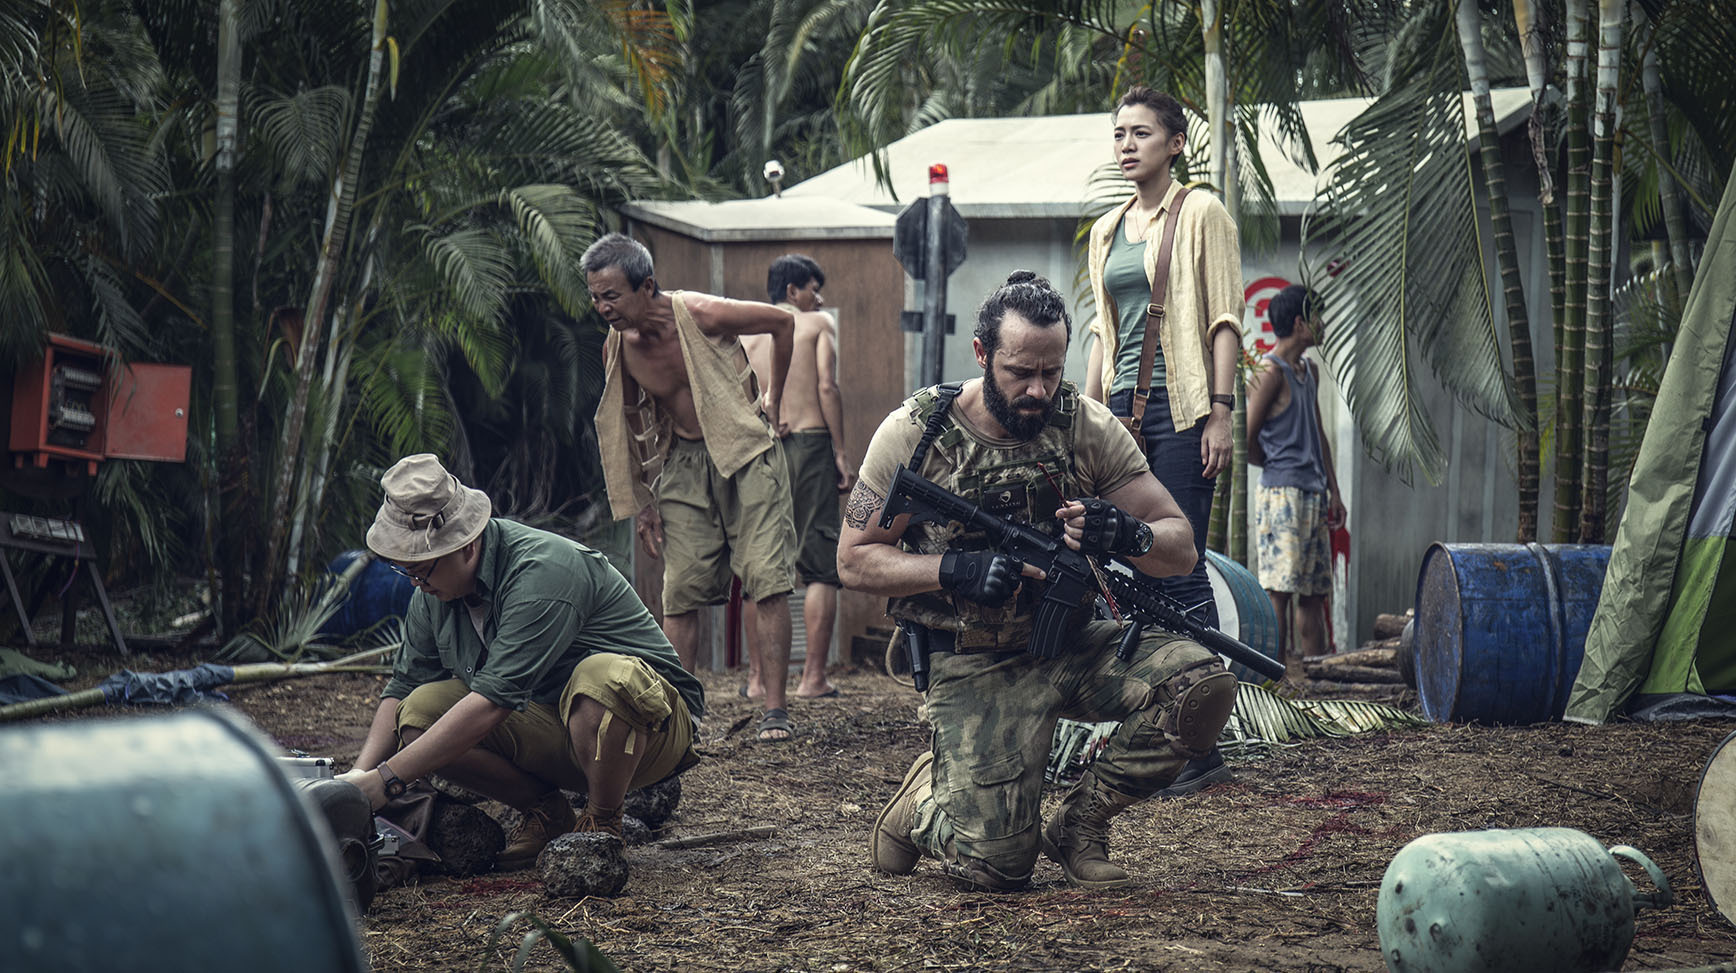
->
[255,0,390,617]
[1638,9,1695,308]
[1456,0,1540,542]
[1557,0,1592,542]
[1579,0,1625,543]
[211,0,248,634]
[1201,0,1228,196]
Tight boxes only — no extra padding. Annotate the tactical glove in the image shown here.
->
[938,550,1023,607]
[1077,498,1154,557]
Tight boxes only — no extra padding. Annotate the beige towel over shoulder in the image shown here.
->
[596,292,774,520]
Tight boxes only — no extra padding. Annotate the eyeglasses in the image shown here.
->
[388,555,444,586]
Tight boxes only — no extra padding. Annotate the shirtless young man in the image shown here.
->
[741,254,857,700]
[586,233,803,742]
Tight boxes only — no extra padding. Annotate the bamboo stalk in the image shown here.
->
[1557,0,1593,542]
[1579,0,1626,543]
[0,646,393,724]
[1458,0,1541,542]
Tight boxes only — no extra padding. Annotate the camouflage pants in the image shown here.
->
[909,620,1223,881]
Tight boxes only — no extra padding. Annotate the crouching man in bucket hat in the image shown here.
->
[338,454,705,870]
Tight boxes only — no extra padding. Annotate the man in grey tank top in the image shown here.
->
[1245,285,1345,672]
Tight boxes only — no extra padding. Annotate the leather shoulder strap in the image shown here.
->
[1126,186,1191,435]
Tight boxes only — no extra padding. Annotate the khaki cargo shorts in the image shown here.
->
[396,654,698,793]
[657,436,798,614]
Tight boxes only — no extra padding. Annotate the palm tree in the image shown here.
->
[1305,0,1733,542]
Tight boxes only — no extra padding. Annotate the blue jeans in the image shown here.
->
[1107,389,1219,630]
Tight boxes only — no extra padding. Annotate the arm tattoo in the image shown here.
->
[844,481,885,530]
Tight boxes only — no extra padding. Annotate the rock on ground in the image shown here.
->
[426,800,504,876]
[622,776,681,829]
[538,832,628,897]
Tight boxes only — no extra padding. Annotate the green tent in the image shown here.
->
[1565,161,1736,724]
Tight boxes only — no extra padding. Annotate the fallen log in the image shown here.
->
[1314,646,1398,669]
[1303,661,1407,685]
[1372,610,1414,640]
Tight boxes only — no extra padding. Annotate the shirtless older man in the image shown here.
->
[742,254,857,700]
[587,233,802,742]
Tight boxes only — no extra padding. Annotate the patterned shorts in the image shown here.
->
[1254,485,1332,596]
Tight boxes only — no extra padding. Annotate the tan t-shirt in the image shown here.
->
[858,383,1151,506]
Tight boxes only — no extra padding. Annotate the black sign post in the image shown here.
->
[892,164,968,387]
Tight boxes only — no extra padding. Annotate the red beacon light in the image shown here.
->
[928,163,949,194]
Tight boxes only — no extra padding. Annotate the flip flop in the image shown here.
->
[797,688,841,699]
[755,708,795,743]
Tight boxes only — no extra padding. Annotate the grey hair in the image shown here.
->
[581,233,656,291]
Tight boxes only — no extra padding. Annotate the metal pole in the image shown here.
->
[921,164,950,387]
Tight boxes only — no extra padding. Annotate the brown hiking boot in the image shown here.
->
[498,791,576,871]
[574,805,624,839]
[1040,775,1140,889]
[871,751,934,875]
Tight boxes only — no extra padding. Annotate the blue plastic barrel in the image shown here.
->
[1412,543,1613,724]
[1204,550,1283,683]
[319,549,415,643]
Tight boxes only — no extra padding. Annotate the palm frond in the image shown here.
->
[1048,683,1425,785]
[1302,3,1518,484]
[252,85,351,188]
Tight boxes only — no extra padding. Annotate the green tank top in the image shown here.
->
[1107,217,1166,394]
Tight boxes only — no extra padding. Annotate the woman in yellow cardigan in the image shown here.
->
[1084,86,1245,795]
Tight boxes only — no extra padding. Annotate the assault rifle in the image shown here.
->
[879,465,1286,689]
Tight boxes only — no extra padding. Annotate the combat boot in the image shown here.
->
[1040,775,1140,889]
[498,790,577,870]
[871,751,934,874]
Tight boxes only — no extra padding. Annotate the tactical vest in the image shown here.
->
[888,382,1085,652]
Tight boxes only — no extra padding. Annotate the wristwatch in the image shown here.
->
[1130,522,1155,557]
[1210,393,1235,410]
[377,761,408,799]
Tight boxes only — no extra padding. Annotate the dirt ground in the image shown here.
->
[18,640,1736,973]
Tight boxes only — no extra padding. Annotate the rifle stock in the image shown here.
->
[881,465,1285,682]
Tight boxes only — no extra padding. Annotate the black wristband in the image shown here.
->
[1210,393,1235,410]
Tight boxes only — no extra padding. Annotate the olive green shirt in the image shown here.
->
[383,519,705,718]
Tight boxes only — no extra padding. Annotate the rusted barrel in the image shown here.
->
[1412,543,1612,723]
[0,707,368,972]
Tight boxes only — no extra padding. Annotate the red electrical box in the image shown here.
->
[9,333,191,473]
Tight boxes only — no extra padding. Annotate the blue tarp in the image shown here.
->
[97,663,236,706]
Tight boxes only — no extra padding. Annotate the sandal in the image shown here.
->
[755,708,795,743]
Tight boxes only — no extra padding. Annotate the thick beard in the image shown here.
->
[981,370,1055,440]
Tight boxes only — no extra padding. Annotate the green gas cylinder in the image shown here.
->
[1377,827,1673,973]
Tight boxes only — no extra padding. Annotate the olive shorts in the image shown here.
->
[783,430,843,587]
[658,436,798,614]
[396,653,697,793]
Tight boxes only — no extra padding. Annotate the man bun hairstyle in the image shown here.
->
[975,270,1072,360]
[1115,85,1187,170]
[581,232,657,292]
[1267,283,1320,339]
[767,253,825,303]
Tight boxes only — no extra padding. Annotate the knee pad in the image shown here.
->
[946,856,1032,893]
[1159,660,1237,758]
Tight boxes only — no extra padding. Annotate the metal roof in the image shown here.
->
[784,89,1534,218]
[620,196,895,242]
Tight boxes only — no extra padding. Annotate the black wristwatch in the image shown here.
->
[1130,522,1155,557]
[377,761,408,799]
[1210,393,1235,411]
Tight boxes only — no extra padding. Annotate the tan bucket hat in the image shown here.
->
[366,454,492,562]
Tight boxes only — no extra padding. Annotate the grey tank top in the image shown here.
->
[1257,353,1328,493]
